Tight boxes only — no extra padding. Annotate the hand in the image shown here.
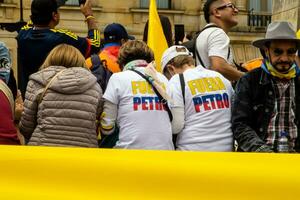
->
[255,145,274,153]
[80,0,93,17]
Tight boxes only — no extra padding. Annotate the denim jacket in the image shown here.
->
[232,67,300,152]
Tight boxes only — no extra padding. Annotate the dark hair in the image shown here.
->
[30,0,58,25]
[203,0,219,23]
[118,40,154,69]
[143,15,173,47]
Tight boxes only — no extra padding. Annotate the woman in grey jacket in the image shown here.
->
[19,44,103,147]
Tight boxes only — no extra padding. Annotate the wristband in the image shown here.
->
[85,15,95,22]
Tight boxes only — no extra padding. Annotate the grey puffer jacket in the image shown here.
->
[20,66,103,147]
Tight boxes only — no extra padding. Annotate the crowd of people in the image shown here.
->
[1,0,300,153]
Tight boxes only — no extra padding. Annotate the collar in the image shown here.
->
[103,43,120,48]
[123,60,148,71]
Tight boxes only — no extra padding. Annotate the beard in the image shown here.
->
[272,61,294,73]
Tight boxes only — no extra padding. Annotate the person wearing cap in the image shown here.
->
[165,45,234,151]
[232,21,300,153]
[195,0,244,81]
[86,23,134,75]
[0,42,21,145]
[17,0,100,98]
[161,45,194,80]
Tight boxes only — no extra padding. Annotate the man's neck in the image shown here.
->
[33,25,50,30]
[209,20,229,33]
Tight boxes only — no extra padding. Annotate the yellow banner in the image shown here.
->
[147,0,168,72]
[1,145,300,199]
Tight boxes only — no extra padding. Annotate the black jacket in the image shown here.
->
[232,68,300,152]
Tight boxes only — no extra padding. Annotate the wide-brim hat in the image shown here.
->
[252,21,300,49]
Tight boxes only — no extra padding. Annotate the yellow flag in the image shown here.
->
[297,29,300,39]
[147,0,168,72]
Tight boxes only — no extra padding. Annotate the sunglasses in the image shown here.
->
[272,48,298,56]
[216,3,238,10]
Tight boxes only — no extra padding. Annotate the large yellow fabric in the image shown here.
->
[1,145,300,199]
[147,0,168,72]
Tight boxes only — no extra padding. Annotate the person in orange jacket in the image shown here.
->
[86,23,134,74]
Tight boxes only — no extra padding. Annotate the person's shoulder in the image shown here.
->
[168,73,180,84]
[156,72,169,83]
[243,67,263,80]
[50,28,79,40]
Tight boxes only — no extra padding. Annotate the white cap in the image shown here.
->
[161,45,193,72]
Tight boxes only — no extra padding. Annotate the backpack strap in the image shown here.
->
[0,80,14,118]
[91,53,112,92]
[195,24,221,67]
[179,73,185,105]
[91,54,102,67]
[38,69,67,104]
[129,68,173,122]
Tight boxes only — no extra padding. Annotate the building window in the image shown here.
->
[140,0,171,9]
[249,0,272,13]
[248,0,272,28]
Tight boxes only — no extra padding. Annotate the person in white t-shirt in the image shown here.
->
[196,0,244,81]
[163,46,234,151]
[100,40,174,150]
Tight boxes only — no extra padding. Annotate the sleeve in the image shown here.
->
[167,75,184,108]
[207,29,230,62]
[57,29,100,58]
[231,75,270,152]
[103,73,120,105]
[100,100,117,135]
[167,76,185,134]
[19,80,41,141]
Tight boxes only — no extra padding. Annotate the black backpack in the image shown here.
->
[90,54,113,92]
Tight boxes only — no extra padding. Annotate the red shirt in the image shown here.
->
[0,91,20,144]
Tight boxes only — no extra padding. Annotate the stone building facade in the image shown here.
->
[0,0,277,77]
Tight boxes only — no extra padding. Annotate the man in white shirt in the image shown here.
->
[196,0,244,81]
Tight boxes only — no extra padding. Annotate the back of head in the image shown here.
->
[118,40,154,69]
[30,0,58,26]
[41,44,86,69]
[203,0,219,23]
[104,23,130,44]
[0,42,11,84]
[143,15,173,47]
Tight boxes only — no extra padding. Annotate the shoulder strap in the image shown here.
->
[39,69,67,104]
[195,24,220,67]
[129,68,173,122]
[179,73,185,105]
[0,80,15,118]
[91,54,102,66]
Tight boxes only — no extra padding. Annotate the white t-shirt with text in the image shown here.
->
[103,68,174,150]
[168,66,234,151]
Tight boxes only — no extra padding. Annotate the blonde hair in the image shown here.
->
[41,44,87,69]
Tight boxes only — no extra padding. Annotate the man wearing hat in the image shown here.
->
[232,21,300,153]
[86,23,134,77]
[17,0,100,98]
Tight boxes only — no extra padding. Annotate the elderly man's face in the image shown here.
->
[266,40,297,73]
